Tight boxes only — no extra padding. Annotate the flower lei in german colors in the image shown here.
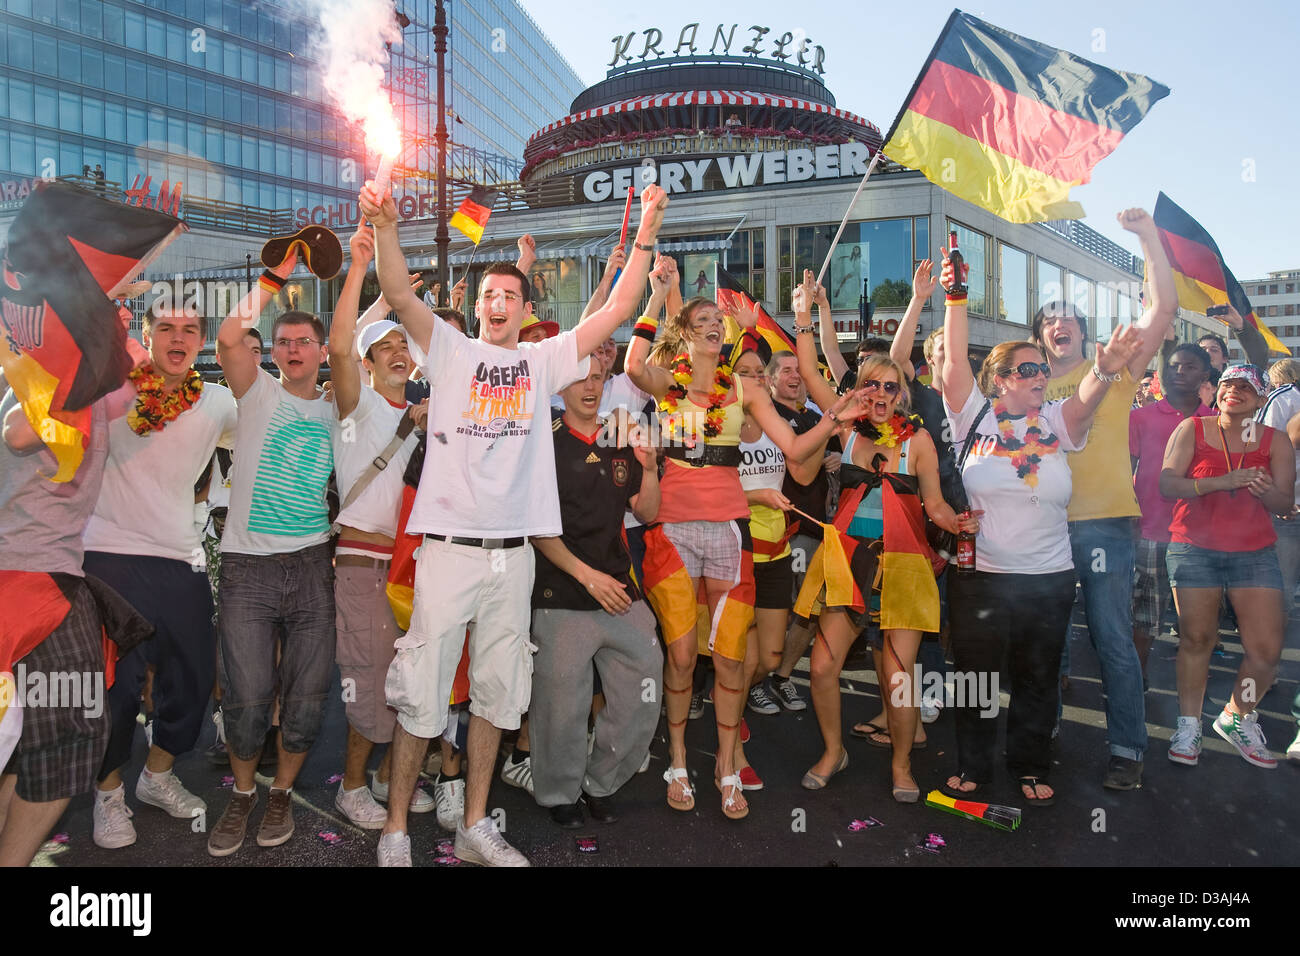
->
[992,399,1059,488]
[659,351,733,439]
[855,411,919,448]
[126,364,203,436]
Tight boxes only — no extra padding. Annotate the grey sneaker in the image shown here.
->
[93,785,137,849]
[770,676,807,712]
[1168,718,1202,766]
[136,768,206,819]
[1213,710,1277,769]
[747,683,780,715]
[454,816,530,867]
[377,830,412,867]
[433,774,465,833]
[256,787,296,847]
[335,783,387,829]
[500,752,534,795]
[688,692,706,720]
[207,790,257,858]
[1101,755,1143,790]
[370,771,436,813]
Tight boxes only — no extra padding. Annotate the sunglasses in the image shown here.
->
[999,361,1052,380]
[860,379,901,396]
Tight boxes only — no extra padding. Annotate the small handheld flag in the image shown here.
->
[925,790,1022,831]
[715,264,795,358]
[883,10,1169,223]
[1152,192,1288,356]
[449,187,498,245]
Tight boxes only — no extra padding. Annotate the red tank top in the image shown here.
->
[1169,418,1276,551]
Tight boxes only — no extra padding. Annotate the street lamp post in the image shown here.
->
[434,0,449,306]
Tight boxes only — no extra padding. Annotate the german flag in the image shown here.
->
[0,182,184,481]
[883,10,1169,223]
[716,264,794,359]
[448,186,498,245]
[1153,192,1288,356]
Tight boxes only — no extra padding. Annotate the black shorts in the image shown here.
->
[753,555,794,610]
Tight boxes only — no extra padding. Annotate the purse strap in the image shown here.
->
[337,407,417,516]
[956,398,991,471]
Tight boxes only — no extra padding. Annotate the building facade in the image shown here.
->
[1235,268,1300,363]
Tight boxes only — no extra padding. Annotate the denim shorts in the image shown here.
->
[1165,542,1282,592]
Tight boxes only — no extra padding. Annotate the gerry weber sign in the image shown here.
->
[582,142,870,202]
[610,24,827,75]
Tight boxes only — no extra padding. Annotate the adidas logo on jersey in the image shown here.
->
[585,451,600,464]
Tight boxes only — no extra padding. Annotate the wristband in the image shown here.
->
[827,410,840,425]
[632,315,658,342]
[795,324,817,335]
[633,240,655,252]
[944,291,967,305]
[1194,479,1202,496]
[259,269,287,294]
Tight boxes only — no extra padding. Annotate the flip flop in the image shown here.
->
[859,726,928,751]
[1018,776,1055,807]
[663,766,694,812]
[848,722,887,740]
[716,774,749,820]
[940,772,982,800]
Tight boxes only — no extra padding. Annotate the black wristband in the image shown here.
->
[632,325,656,342]
[259,268,287,292]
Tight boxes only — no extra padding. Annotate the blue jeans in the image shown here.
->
[218,544,336,760]
[1272,516,1300,723]
[1068,518,1147,761]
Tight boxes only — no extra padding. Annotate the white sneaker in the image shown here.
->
[93,785,137,849]
[1287,727,1300,763]
[500,752,534,795]
[1213,710,1277,769]
[335,783,387,829]
[135,768,206,819]
[454,816,529,867]
[370,772,436,813]
[1168,717,1202,766]
[638,750,651,773]
[920,699,941,724]
[433,774,465,832]
[377,830,412,867]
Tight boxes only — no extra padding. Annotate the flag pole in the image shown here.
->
[815,149,884,289]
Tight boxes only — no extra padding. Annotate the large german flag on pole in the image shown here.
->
[1,182,184,481]
[882,10,1169,223]
[716,264,795,358]
[1153,191,1288,356]
[448,186,498,245]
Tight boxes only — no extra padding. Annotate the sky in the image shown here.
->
[518,0,1299,280]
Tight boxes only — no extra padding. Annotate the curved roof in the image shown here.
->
[527,89,880,145]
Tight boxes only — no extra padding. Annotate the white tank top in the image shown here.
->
[738,430,786,492]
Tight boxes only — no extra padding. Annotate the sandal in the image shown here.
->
[858,726,928,751]
[800,749,849,790]
[716,773,749,820]
[940,772,982,800]
[663,766,694,812]
[849,722,887,740]
[1018,776,1055,807]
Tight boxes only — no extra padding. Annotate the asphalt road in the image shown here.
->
[30,609,1300,870]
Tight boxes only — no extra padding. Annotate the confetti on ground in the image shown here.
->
[915,832,946,854]
[318,830,343,846]
[431,854,462,866]
[576,836,599,853]
[219,776,234,789]
[326,773,343,784]
[434,840,455,856]
[50,833,69,844]
[848,818,884,831]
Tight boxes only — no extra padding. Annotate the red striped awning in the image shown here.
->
[527,90,879,144]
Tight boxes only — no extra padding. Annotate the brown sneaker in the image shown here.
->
[207,789,258,858]
[256,787,295,847]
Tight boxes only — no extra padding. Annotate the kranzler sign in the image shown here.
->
[581,142,871,202]
[609,23,828,75]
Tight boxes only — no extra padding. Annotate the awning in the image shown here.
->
[658,238,732,252]
[528,90,880,144]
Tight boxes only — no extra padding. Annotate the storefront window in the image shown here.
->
[1095,282,1113,341]
[1037,259,1064,308]
[946,221,988,315]
[1068,273,1094,318]
[999,243,1029,324]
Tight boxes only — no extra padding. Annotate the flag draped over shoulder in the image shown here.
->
[449,187,498,245]
[1153,192,1288,356]
[0,182,185,481]
[715,264,794,357]
[882,9,1169,223]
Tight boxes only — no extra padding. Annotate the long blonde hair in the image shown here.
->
[854,354,911,413]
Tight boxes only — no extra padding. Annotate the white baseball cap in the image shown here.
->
[356,319,406,358]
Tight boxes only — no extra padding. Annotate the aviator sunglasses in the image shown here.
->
[999,361,1052,380]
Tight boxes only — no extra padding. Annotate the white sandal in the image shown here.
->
[663,767,694,812]
[716,773,749,820]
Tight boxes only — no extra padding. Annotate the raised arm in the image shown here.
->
[218,248,297,399]
[939,248,975,411]
[358,183,434,355]
[792,271,840,413]
[1119,209,1177,376]
[814,275,849,386]
[575,186,668,359]
[515,234,536,275]
[890,259,936,379]
[624,254,675,398]
[580,245,627,322]
[327,225,375,419]
[1061,324,1143,445]
[1224,304,1273,370]
[748,381,865,463]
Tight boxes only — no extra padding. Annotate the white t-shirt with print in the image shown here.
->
[1260,383,1300,502]
[408,320,590,538]
[332,385,416,538]
[84,382,236,564]
[222,368,336,556]
[945,390,1085,574]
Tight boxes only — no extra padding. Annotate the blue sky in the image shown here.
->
[519,0,1298,281]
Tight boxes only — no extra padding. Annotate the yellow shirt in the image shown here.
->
[1044,360,1140,521]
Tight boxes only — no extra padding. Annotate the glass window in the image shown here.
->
[204,34,221,73]
[187,121,202,156]
[81,47,102,88]
[223,131,239,166]
[259,97,274,132]
[307,151,321,184]
[104,52,125,93]
[0,131,8,174]
[60,141,80,180]
[83,96,104,139]
[242,91,258,124]
[223,41,238,78]
[11,132,34,175]
[167,23,184,62]
[9,79,33,124]
[259,139,273,173]
[275,58,288,93]
[913,216,929,262]
[1117,291,1131,322]
[167,116,184,148]
[998,243,1029,324]
[290,147,306,179]
[946,221,988,315]
[258,52,273,88]
[147,66,166,103]
[9,24,32,70]
[206,126,221,162]
[167,70,185,109]
[126,58,147,98]
[187,76,204,112]
[8,0,32,17]
[35,85,57,127]
[1095,282,1113,341]
[275,143,289,177]
[125,9,145,48]
[241,48,256,83]
[105,101,125,141]
[1068,273,1094,319]
[33,32,57,74]
[145,16,165,56]
[147,109,164,142]
[1037,259,1064,308]
[241,134,255,169]
[58,39,80,82]
[206,81,221,117]
[102,3,123,44]
[105,150,125,186]
[291,108,305,140]
[58,0,79,30]
[126,106,146,144]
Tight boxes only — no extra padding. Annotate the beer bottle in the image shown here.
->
[947,230,967,296]
[956,511,976,574]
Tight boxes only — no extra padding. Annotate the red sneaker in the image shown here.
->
[739,718,751,743]
[738,765,764,791]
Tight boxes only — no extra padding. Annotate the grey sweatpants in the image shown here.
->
[529,602,663,807]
